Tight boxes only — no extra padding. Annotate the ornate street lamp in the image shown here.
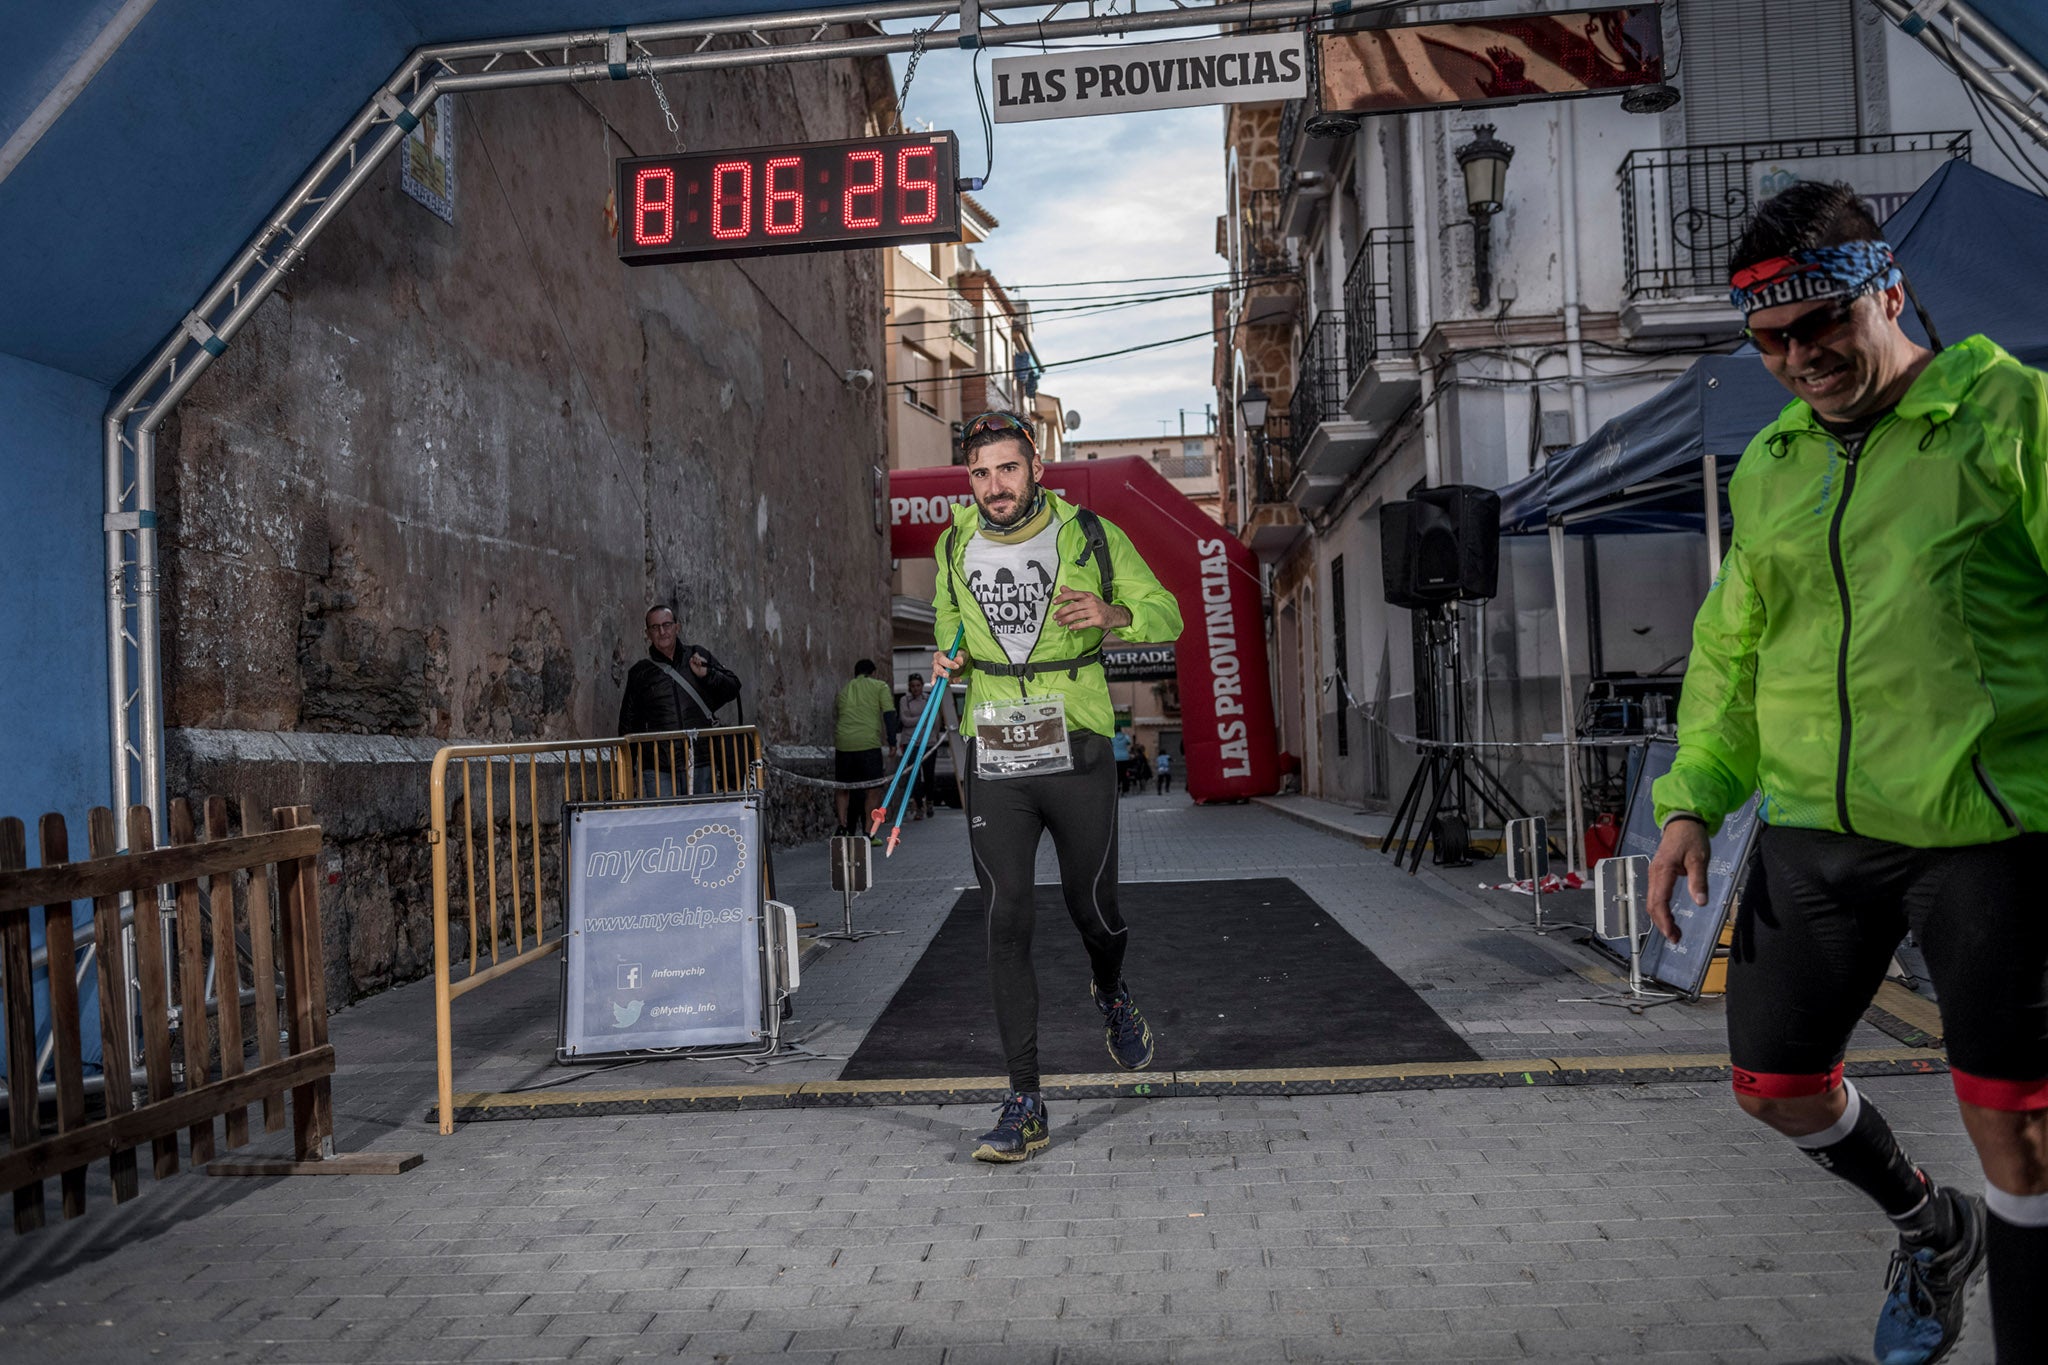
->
[1239,382,1270,432]
[1454,124,1515,310]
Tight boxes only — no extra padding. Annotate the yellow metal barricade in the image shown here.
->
[427,726,762,1133]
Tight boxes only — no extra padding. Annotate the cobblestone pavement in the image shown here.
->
[0,794,1991,1364]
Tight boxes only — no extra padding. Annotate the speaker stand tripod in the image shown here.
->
[1379,742,1533,875]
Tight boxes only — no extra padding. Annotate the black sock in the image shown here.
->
[1789,1083,1938,1233]
[1988,1200,2048,1361]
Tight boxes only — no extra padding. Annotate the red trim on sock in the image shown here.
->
[1952,1069,2048,1112]
[1731,1063,1844,1098]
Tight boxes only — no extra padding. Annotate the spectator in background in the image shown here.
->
[617,604,741,794]
[1155,749,1172,795]
[833,658,894,838]
[896,672,940,821]
[1112,725,1133,795]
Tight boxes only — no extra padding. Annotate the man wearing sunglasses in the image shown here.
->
[932,409,1183,1163]
[1646,181,2048,1365]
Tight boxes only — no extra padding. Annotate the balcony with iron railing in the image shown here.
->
[1619,131,1970,306]
[1239,411,1305,559]
[1340,225,1420,428]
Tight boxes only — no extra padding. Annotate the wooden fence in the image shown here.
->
[0,799,414,1236]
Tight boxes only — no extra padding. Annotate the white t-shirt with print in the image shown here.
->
[962,521,1062,665]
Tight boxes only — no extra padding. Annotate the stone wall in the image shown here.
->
[159,50,895,1005]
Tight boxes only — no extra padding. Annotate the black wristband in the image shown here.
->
[1662,811,1708,831]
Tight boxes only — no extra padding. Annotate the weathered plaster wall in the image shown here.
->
[160,52,895,1004]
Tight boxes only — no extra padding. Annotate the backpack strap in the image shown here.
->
[1073,507,1114,603]
[941,524,961,620]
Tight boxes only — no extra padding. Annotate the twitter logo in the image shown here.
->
[611,999,643,1029]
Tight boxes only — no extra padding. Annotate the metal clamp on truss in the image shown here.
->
[373,87,419,133]
[957,0,983,49]
[181,311,226,358]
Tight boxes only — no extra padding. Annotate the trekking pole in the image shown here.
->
[870,627,962,840]
[872,643,953,843]
[882,695,950,857]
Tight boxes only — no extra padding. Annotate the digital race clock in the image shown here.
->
[616,131,962,266]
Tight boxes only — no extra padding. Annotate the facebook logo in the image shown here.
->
[618,963,642,990]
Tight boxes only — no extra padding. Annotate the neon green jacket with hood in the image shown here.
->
[933,489,1183,738]
[1653,335,2048,846]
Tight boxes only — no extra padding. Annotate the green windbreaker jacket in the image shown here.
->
[933,490,1183,738]
[1653,335,2048,846]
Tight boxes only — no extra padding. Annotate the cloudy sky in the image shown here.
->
[885,32,1226,442]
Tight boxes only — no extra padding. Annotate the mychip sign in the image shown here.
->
[992,33,1307,123]
[559,798,765,1058]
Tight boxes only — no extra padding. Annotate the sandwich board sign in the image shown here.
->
[559,797,765,1058]
[1607,740,1761,998]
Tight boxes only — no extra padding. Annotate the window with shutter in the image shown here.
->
[1680,0,1860,145]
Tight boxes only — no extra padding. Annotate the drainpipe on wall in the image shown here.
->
[1557,103,1589,448]
[1408,112,1443,487]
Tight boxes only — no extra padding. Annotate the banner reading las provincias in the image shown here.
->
[991,33,1307,123]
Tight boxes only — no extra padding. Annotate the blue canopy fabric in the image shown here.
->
[1501,159,2048,533]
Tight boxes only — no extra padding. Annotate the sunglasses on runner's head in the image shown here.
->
[1744,292,1868,358]
[963,411,1038,449]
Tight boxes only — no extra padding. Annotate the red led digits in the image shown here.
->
[711,160,752,240]
[896,144,937,227]
[764,156,803,236]
[634,167,676,246]
[844,150,883,229]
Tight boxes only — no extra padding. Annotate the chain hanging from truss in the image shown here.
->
[894,18,942,133]
[640,61,685,152]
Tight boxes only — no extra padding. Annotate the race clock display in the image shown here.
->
[616,132,962,265]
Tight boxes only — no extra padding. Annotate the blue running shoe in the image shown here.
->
[1874,1188,1986,1365]
[1092,979,1155,1071]
[971,1093,1049,1163]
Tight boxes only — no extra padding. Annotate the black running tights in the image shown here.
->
[968,729,1127,1094]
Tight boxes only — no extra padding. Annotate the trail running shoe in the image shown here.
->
[1874,1187,1987,1365]
[1092,979,1155,1071]
[971,1093,1049,1163]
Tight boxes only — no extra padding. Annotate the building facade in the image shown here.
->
[1063,432,1222,524]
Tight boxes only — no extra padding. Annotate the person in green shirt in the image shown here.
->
[832,659,894,838]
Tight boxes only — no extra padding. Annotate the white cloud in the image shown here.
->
[888,34,1225,440]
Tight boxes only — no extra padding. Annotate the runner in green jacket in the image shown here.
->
[931,410,1183,1163]
[1646,181,2047,1365]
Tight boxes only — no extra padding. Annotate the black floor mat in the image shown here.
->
[839,877,1480,1079]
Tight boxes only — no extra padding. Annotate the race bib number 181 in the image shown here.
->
[973,696,1074,780]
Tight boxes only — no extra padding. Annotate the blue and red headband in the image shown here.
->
[1728,241,1900,316]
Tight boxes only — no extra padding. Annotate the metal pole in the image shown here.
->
[1703,453,1723,580]
[1548,524,1584,878]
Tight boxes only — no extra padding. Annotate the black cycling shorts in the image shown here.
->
[1725,824,2048,1112]
[834,748,885,785]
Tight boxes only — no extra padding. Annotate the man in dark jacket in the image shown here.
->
[617,604,741,793]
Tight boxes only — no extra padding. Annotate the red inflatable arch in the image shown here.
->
[889,457,1279,803]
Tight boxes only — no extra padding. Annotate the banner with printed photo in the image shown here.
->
[1317,7,1664,117]
[402,93,456,224]
[560,798,764,1056]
